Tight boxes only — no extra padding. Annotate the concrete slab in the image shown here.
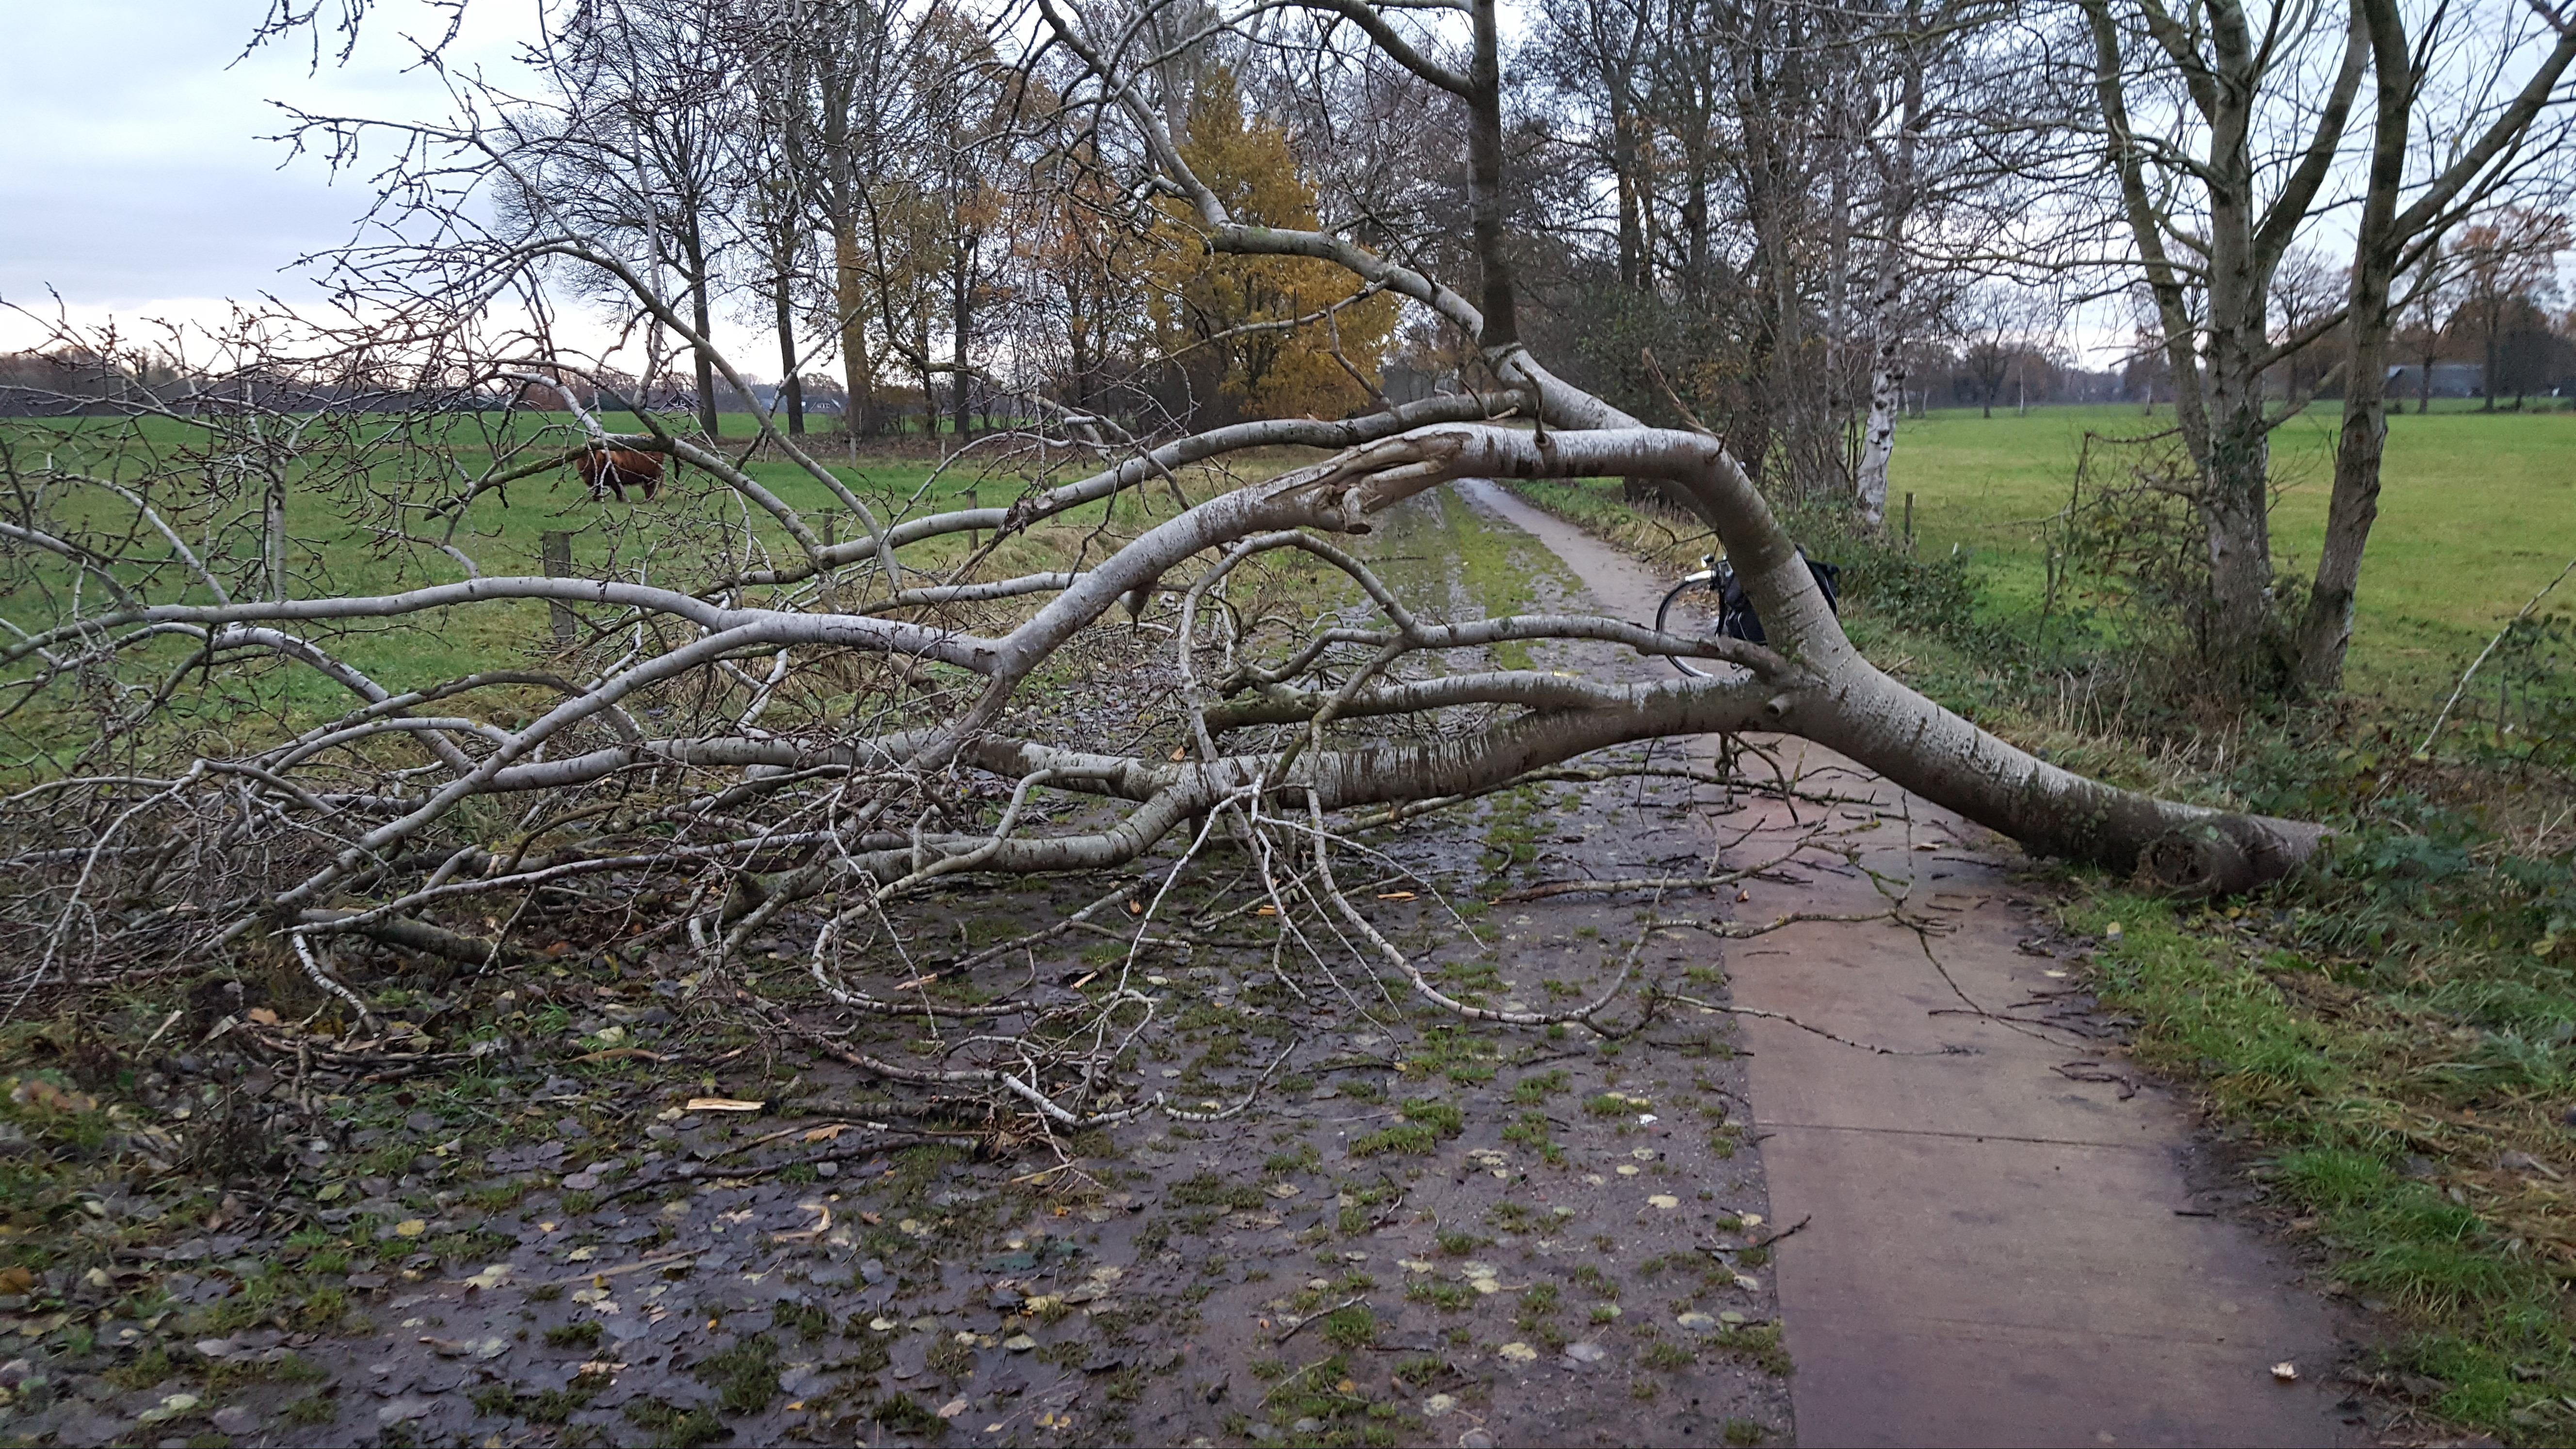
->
[1459,479,2362,1447]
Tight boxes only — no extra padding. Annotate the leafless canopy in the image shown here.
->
[1,0,2324,1131]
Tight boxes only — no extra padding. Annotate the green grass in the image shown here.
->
[0,414,1316,773]
[0,415,981,743]
[1884,405,2576,701]
[2077,896,2576,1437]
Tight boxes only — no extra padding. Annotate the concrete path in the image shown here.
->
[1460,480,2361,1448]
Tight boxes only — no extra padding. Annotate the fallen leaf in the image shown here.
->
[1169,747,1186,761]
[1647,1194,1680,1210]
[1497,1342,1539,1363]
[137,1392,201,1425]
[1255,904,1277,916]
[1376,891,1417,901]
[10,1078,94,1114]
[938,1398,970,1420]
[1127,898,1144,916]
[393,1219,428,1238]
[890,975,935,991]
[2271,1361,2299,1383]
[244,1007,280,1026]
[0,1265,35,1294]
[804,1124,850,1143]
[686,1097,765,1113]
[1265,1182,1302,1200]
[775,1203,832,1242]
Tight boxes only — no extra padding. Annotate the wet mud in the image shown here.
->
[0,491,1794,1449]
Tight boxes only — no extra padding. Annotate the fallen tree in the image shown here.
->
[0,0,2319,1130]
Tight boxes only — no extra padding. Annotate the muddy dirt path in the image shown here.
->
[0,492,1799,1449]
[1457,479,2367,1448]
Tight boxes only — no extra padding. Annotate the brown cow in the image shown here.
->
[574,446,664,502]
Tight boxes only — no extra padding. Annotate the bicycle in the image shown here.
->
[1653,551,1842,678]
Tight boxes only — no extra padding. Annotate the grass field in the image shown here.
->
[0,414,1291,758]
[1887,404,2576,701]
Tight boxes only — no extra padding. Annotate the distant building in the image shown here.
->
[2384,362,2482,398]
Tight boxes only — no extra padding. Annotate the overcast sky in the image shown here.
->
[0,0,541,350]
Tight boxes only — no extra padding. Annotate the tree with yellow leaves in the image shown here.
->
[1147,68,1399,422]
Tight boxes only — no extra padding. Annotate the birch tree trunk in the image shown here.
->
[1854,11,1925,530]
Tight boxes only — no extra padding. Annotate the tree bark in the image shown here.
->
[773,263,805,435]
[682,217,720,439]
[2293,0,2576,693]
[1854,13,1925,530]
[952,232,975,442]
[1465,0,1519,348]
[833,216,877,437]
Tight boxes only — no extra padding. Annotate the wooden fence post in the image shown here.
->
[542,531,577,647]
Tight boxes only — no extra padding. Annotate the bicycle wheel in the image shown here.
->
[1655,579,1713,679]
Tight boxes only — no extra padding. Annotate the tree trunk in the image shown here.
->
[2295,0,2409,696]
[952,234,975,443]
[1856,14,1921,535]
[1465,0,1519,346]
[773,265,805,436]
[917,307,936,444]
[1856,350,1903,527]
[683,220,719,440]
[833,217,876,438]
[1610,72,1645,291]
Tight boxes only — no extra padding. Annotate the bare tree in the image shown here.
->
[0,0,2333,1135]
[553,0,746,439]
[2395,241,2456,414]
[2450,207,2570,411]
[2068,0,2576,699]
[2294,0,2576,693]
[2068,0,2376,696]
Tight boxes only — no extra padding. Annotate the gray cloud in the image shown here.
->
[0,0,521,311]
